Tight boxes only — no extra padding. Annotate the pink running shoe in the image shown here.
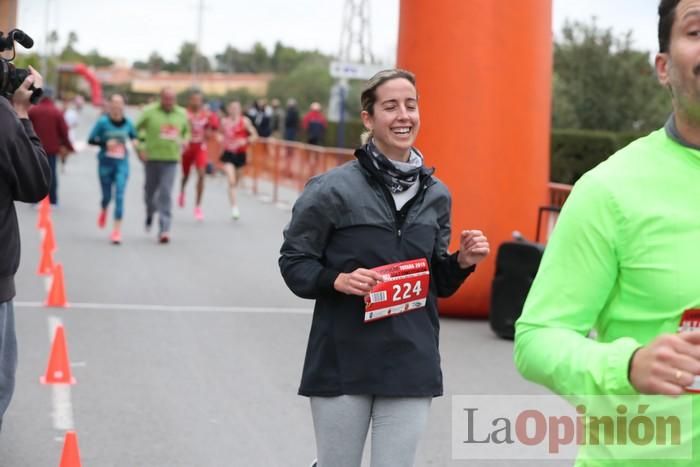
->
[110,229,121,245]
[194,206,204,221]
[97,209,107,229]
[178,192,185,208]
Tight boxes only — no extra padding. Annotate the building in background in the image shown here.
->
[95,66,273,96]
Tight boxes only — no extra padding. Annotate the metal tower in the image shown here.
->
[338,0,375,64]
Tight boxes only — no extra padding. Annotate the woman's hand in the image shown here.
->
[457,229,490,268]
[334,268,383,296]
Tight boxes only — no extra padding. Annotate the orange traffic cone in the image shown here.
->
[40,325,76,385]
[42,218,57,255]
[37,196,51,230]
[45,263,69,308]
[36,240,54,276]
[59,431,82,467]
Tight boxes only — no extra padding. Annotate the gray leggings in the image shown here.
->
[310,395,432,467]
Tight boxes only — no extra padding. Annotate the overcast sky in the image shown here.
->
[16,0,660,65]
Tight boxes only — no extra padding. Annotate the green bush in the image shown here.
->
[551,129,617,184]
[615,130,651,150]
[324,120,366,148]
[550,129,646,184]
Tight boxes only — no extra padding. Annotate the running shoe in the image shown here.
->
[231,205,240,220]
[178,192,185,208]
[97,209,107,229]
[194,206,204,221]
[158,232,170,244]
[309,460,317,467]
[110,229,121,245]
[145,215,153,233]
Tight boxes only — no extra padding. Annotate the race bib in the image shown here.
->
[225,137,247,152]
[678,309,700,393]
[190,119,206,143]
[105,140,126,159]
[160,124,180,141]
[364,258,430,323]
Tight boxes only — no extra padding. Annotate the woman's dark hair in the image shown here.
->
[360,69,417,143]
[659,0,681,53]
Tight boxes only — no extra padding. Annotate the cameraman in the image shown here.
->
[0,66,50,431]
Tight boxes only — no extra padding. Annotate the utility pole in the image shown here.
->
[191,0,204,87]
[331,0,375,147]
[41,0,51,77]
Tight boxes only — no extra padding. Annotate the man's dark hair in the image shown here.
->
[659,0,682,53]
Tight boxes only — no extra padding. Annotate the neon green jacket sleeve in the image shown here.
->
[513,128,700,466]
[514,173,641,396]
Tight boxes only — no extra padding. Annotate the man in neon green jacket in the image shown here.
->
[515,1,700,465]
[135,87,190,243]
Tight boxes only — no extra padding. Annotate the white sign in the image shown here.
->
[330,61,389,80]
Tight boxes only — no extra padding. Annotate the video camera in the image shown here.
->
[0,29,42,103]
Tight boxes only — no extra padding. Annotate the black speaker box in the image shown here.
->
[489,240,545,340]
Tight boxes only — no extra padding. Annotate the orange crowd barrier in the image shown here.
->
[247,138,354,205]
[548,182,573,208]
[243,141,574,232]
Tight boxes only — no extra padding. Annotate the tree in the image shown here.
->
[215,45,250,73]
[553,19,670,132]
[59,31,82,62]
[250,42,269,72]
[267,55,334,112]
[176,42,211,73]
[270,42,301,73]
[83,49,113,67]
[47,30,59,56]
[214,43,270,73]
[146,52,167,72]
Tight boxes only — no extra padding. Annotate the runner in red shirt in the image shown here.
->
[178,91,219,221]
[220,101,257,220]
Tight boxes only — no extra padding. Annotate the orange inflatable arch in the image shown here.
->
[397,0,553,317]
[58,63,103,106]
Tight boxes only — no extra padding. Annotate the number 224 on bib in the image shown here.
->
[364,258,430,323]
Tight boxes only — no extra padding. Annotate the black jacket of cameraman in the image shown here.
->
[0,96,50,302]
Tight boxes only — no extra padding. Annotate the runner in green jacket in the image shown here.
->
[515,1,700,465]
[135,88,190,243]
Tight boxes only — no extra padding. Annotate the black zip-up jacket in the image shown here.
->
[279,148,474,397]
[0,97,51,302]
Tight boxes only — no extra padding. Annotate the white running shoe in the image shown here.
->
[231,205,240,220]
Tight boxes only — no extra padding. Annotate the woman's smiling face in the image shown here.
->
[361,77,420,161]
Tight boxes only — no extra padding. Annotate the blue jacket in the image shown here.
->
[88,115,137,162]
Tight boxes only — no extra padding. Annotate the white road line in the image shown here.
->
[17,301,312,314]
[47,316,75,432]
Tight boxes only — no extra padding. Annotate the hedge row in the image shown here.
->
[550,129,647,185]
